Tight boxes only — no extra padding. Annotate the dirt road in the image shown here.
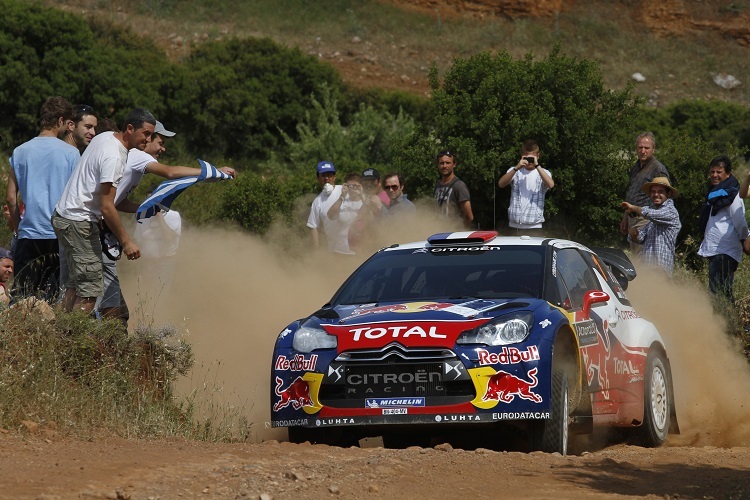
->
[2,432,749,499]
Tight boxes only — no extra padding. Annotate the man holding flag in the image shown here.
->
[99,120,235,324]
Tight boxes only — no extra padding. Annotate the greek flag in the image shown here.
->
[136,159,233,221]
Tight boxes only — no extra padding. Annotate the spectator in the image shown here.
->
[97,121,234,324]
[0,247,13,305]
[327,173,376,255]
[64,104,98,153]
[52,108,156,313]
[497,139,554,236]
[620,132,670,252]
[307,161,343,251]
[697,155,749,303]
[434,150,473,227]
[6,96,80,303]
[361,168,389,209]
[382,172,416,218]
[620,177,681,276]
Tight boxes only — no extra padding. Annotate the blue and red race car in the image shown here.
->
[270,231,679,454]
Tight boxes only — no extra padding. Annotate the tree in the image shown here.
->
[393,46,641,243]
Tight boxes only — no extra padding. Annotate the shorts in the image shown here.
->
[51,212,102,298]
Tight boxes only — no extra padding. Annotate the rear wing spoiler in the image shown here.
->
[590,246,637,290]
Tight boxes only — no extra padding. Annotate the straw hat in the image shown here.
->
[641,176,678,198]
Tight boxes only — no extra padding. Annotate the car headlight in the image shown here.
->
[292,325,338,353]
[457,312,533,346]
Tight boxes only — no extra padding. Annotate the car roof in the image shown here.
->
[383,232,594,253]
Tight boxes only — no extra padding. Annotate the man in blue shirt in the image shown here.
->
[6,96,80,302]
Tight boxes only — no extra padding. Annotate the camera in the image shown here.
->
[524,156,535,164]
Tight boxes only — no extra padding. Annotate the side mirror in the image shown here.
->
[582,290,610,319]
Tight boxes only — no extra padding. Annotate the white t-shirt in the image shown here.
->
[56,132,127,222]
[329,198,363,255]
[307,185,343,247]
[115,148,156,207]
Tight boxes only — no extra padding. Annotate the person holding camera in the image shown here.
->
[498,139,554,236]
[327,173,375,255]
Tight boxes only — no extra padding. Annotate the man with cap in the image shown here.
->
[0,247,14,305]
[97,120,236,324]
[620,177,681,276]
[307,161,343,250]
[361,168,389,210]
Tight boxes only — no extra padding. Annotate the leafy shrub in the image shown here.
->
[0,306,194,436]
[170,37,344,162]
[219,174,311,234]
[393,46,642,243]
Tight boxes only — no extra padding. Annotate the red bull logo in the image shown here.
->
[482,367,542,403]
[477,346,540,365]
[273,376,313,411]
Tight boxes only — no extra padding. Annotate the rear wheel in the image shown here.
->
[530,369,569,455]
[634,352,670,447]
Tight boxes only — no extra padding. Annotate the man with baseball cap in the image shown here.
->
[307,161,343,250]
[98,120,235,324]
[621,176,681,276]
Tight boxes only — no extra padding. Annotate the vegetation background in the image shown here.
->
[1,0,750,437]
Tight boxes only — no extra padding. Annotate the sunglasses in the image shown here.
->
[384,184,400,191]
[437,150,454,158]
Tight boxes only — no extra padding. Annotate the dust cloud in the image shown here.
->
[627,266,750,447]
[118,204,462,442]
[119,208,750,447]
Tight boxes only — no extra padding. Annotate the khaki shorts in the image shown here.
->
[52,212,102,298]
[628,215,649,254]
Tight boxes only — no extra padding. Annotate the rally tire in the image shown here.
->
[530,369,569,455]
[633,351,670,447]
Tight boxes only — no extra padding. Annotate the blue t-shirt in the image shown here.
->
[10,136,80,239]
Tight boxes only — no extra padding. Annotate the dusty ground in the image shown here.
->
[2,432,750,499]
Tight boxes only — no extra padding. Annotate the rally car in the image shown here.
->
[270,231,679,454]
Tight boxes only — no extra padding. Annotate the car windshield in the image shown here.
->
[332,245,546,305]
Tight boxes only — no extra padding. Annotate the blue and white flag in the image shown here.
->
[136,159,233,222]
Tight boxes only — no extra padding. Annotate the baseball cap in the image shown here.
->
[0,247,12,260]
[361,168,380,180]
[154,120,176,137]
[317,161,335,174]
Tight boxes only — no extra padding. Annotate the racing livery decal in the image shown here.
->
[324,319,489,350]
[476,346,540,365]
[470,366,543,409]
[273,372,323,414]
[274,354,318,371]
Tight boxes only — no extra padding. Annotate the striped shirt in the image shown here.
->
[634,198,681,275]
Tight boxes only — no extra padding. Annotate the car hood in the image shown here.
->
[315,298,541,351]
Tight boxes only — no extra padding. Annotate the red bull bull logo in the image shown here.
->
[347,302,454,319]
[273,376,313,411]
[482,367,542,403]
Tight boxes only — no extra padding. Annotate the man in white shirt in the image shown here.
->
[497,139,554,236]
[697,155,749,303]
[53,108,156,313]
[98,121,235,324]
[307,161,343,251]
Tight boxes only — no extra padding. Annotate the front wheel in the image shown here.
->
[530,369,569,455]
[633,352,671,447]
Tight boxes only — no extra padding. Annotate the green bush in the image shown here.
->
[171,37,344,162]
[282,86,416,176]
[0,0,168,146]
[393,46,641,243]
[219,173,311,234]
